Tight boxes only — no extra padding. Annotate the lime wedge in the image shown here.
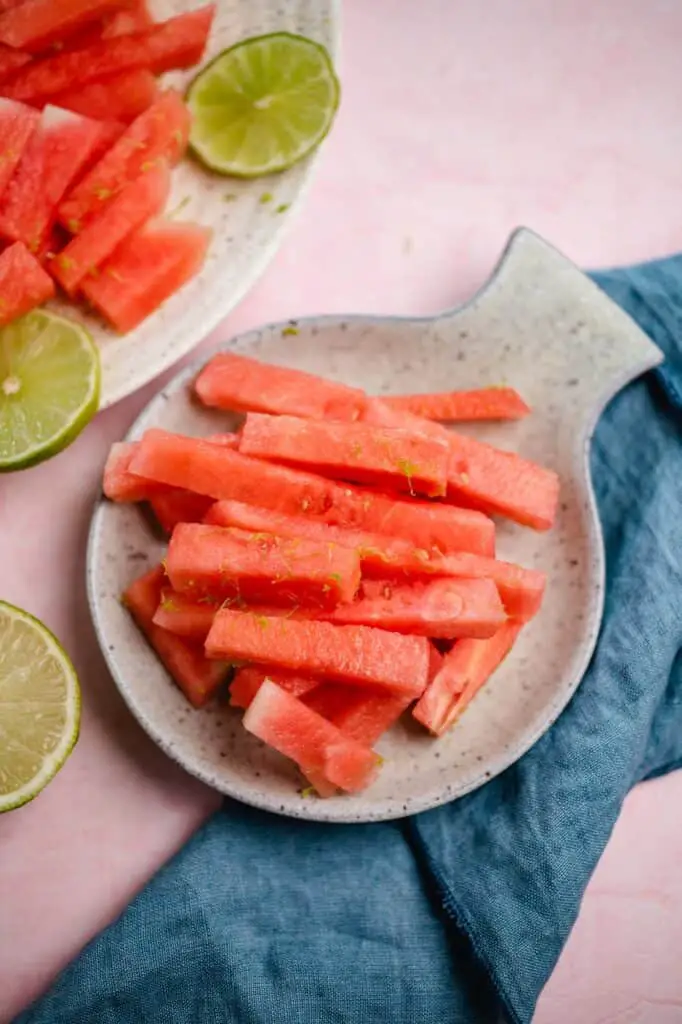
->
[0,310,100,472]
[187,32,340,177]
[0,602,81,813]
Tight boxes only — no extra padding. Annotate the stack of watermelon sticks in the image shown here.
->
[0,1,215,332]
[104,352,560,797]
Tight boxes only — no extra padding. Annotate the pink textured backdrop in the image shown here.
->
[2,1,682,1020]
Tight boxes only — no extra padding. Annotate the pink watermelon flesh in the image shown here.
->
[0,241,54,326]
[0,0,131,50]
[102,0,153,38]
[0,104,105,251]
[65,0,153,48]
[47,69,159,125]
[243,680,380,794]
[52,160,171,296]
[303,684,410,747]
[0,7,215,103]
[81,218,211,333]
[58,90,190,232]
[0,43,30,82]
[81,118,124,171]
[0,98,39,200]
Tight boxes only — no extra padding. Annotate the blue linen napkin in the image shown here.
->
[16,255,682,1024]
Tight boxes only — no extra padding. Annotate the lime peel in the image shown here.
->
[0,602,81,813]
[186,32,340,178]
[0,310,100,472]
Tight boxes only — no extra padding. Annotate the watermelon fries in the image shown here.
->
[0,2,216,332]
[107,352,560,798]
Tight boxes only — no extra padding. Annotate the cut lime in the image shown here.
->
[0,602,81,813]
[0,310,100,472]
[187,32,340,178]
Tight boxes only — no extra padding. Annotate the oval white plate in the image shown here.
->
[87,229,662,823]
[47,0,339,408]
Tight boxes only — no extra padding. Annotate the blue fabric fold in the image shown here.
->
[16,256,682,1024]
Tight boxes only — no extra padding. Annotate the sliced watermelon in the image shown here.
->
[0,105,105,251]
[103,435,237,504]
[130,429,336,516]
[0,0,131,50]
[413,621,523,735]
[325,577,507,639]
[48,69,159,125]
[102,0,153,38]
[0,43,30,82]
[0,241,54,326]
[81,218,211,332]
[2,8,215,104]
[194,352,369,422]
[149,489,215,535]
[205,610,430,698]
[152,588,218,640]
[103,441,170,502]
[203,500,493,584]
[58,90,189,232]
[243,680,380,794]
[166,522,361,609]
[303,684,410,746]
[364,399,560,531]
[0,98,38,200]
[65,0,153,47]
[239,412,450,498]
[0,0,27,13]
[52,160,170,296]
[320,483,495,557]
[77,119,125,183]
[123,565,229,709]
[381,388,531,422]
[229,666,319,711]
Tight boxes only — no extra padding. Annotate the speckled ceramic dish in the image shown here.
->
[87,229,662,823]
[48,0,339,408]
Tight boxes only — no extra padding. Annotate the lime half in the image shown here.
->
[0,310,100,472]
[187,32,340,177]
[0,602,81,813]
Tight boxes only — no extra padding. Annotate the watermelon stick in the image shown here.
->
[325,577,506,639]
[1,7,215,103]
[123,566,229,709]
[229,666,319,710]
[239,412,450,498]
[52,159,171,296]
[166,522,362,609]
[243,680,381,794]
[0,0,133,50]
[303,684,411,746]
[204,500,544,620]
[0,242,54,326]
[206,610,430,698]
[413,621,523,736]
[194,351,368,422]
[363,399,560,532]
[382,387,531,422]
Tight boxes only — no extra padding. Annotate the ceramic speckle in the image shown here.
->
[47,0,339,409]
[86,229,662,823]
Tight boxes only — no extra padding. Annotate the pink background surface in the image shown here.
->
[2,1,682,1020]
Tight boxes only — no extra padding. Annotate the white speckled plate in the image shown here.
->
[87,229,662,822]
[48,0,339,408]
